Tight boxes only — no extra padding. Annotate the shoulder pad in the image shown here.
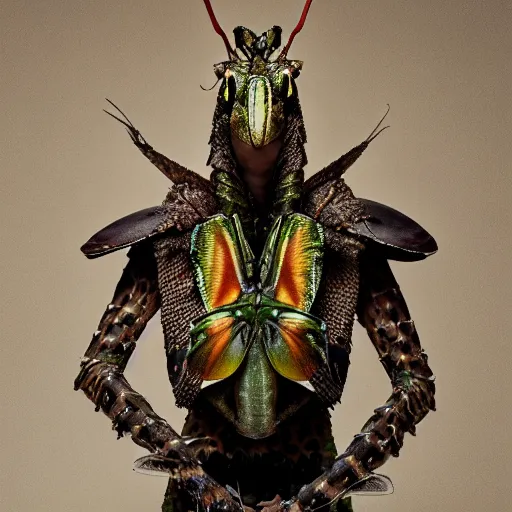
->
[81,206,168,259]
[348,199,438,261]
[82,182,218,259]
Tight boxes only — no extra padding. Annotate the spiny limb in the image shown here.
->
[103,99,212,190]
[365,104,390,144]
[279,254,435,511]
[303,105,390,192]
[75,358,182,450]
[104,98,150,148]
[351,258,436,455]
[75,243,167,446]
[75,244,240,511]
[75,359,239,511]
[80,243,160,369]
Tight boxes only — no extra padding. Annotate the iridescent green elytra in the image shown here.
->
[183,213,336,438]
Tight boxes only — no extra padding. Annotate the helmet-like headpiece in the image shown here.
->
[203,0,313,148]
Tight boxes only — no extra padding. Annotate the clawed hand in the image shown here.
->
[134,440,242,512]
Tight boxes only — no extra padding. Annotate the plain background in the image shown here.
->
[1,1,511,511]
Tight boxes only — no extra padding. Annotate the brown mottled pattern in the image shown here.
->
[293,254,436,511]
[141,146,211,189]
[105,100,213,192]
[355,255,436,449]
[304,179,366,230]
[313,230,362,348]
[272,101,307,216]
[74,243,183,451]
[303,139,372,192]
[207,99,237,173]
[79,243,161,370]
[152,234,208,400]
[160,183,218,225]
[129,128,213,191]
[75,239,240,512]
[156,185,217,234]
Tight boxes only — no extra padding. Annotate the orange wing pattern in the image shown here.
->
[261,214,324,311]
[261,308,327,382]
[191,215,247,311]
[187,311,250,381]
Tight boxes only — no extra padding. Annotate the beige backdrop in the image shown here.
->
[1,0,511,511]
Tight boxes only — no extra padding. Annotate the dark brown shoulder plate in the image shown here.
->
[81,206,169,259]
[82,183,218,259]
[348,199,438,261]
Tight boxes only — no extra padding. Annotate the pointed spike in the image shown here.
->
[103,100,212,191]
[103,111,147,146]
[304,108,391,192]
[105,98,136,129]
[103,109,131,130]
[365,104,391,142]
[133,454,176,477]
[367,125,390,144]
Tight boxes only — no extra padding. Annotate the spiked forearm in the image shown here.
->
[291,255,435,510]
[74,243,241,511]
[76,357,241,511]
[74,243,171,446]
[354,256,436,458]
[80,244,160,369]
[75,359,183,450]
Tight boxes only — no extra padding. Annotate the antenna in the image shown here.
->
[202,0,237,59]
[279,0,314,60]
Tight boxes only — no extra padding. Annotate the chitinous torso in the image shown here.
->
[156,212,346,503]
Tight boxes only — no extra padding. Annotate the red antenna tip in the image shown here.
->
[280,0,314,59]
[203,0,235,58]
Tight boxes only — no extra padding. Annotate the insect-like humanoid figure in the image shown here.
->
[74,1,437,511]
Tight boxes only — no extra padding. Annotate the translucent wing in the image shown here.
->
[191,214,253,311]
[260,214,324,312]
[133,454,176,477]
[343,473,394,497]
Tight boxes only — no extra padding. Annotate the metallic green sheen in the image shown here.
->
[273,169,304,214]
[186,214,333,437]
[260,213,324,312]
[236,336,277,438]
[211,171,255,237]
[247,76,271,147]
[226,60,292,148]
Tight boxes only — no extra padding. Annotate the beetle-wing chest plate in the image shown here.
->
[175,213,341,438]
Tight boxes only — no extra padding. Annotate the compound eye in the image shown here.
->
[213,62,227,79]
[290,67,301,79]
[279,73,291,99]
[288,60,303,79]
[221,74,236,108]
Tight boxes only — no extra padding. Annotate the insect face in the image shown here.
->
[215,28,303,149]
[203,0,312,149]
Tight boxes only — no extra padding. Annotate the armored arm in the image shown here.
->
[74,242,181,452]
[291,253,436,510]
[74,242,240,511]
